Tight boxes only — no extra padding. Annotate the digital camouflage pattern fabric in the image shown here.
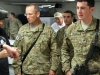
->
[12,22,60,75]
[9,18,22,40]
[61,17,100,75]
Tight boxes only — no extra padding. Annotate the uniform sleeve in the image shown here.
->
[17,19,22,29]
[50,31,60,71]
[61,35,74,71]
[12,27,23,74]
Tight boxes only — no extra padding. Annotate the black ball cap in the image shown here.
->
[0,8,8,20]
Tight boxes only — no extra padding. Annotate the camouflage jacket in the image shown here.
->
[12,22,60,74]
[61,17,100,75]
[9,18,22,34]
[56,26,66,49]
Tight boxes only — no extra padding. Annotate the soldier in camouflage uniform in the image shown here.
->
[9,12,22,40]
[12,3,60,75]
[56,10,75,75]
[61,0,100,75]
[57,10,75,49]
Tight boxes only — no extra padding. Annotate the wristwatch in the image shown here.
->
[0,44,3,51]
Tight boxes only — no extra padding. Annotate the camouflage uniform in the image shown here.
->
[12,22,60,75]
[56,26,66,75]
[57,26,66,49]
[61,17,100,75]
[9,18,22,40]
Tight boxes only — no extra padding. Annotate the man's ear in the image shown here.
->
[37,12,40,17]
[91,7,95,12]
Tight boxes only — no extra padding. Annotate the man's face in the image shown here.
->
[0,20,4,27]
[77,1,94,20]
[9,14,12,19]
[54,17,63,25]
[63,13,73,25]
[25,6,40,24]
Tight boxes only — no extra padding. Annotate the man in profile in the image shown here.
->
[56,10,75,75]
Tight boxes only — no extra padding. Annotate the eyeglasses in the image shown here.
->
[24,13,34,16]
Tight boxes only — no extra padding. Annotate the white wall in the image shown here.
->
[56,2,100,19]
[0,2,25,15]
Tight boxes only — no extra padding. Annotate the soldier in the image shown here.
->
[56,10,75,75]
[61,0,100,75]
[9,12,22,40]
[12,3,60,75]
[51,12,65,32]
[57,10,75,49]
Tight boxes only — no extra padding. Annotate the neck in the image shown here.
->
[31,18,41,26]
[81,16,92,24]
[65,24,70,28]
[59,21,63,26]
[11,17,14,20]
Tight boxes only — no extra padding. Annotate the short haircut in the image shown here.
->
[10,12,15,17]
[77,0,95,7]
[26,3,40,12]
[63,10,75,17]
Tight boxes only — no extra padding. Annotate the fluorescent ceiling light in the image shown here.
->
[49,5,55,8]
[65,0,75,1]
[42,5,51,7]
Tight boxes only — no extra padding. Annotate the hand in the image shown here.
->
[0,49,9,58]
[49,70,55,75]
[3,44,19,59]
[66,71,71,75]
[16,74,21,75]
[7,47,19,59]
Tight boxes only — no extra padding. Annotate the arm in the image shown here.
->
[12,26,23,75]
[61,36,73,75]
[0,49,8,58]
[3,44,19,58]
[49,31,60,75]
[0,44,19,58]
[17,19,22,29]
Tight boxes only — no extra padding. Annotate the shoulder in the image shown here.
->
[14,18,21,22]
[43,23,56,37]
[44,23,54,32]
[51,22,56,27]
[67,20,80,31]
[64,20,80,37]
[59,26,65,32]
[18,23,29,32]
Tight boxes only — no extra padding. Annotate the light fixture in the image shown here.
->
[49,5,55,8]
[65,0,75,1]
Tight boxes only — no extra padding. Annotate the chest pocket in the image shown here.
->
[69,32,82,47]
[23,32,36,47]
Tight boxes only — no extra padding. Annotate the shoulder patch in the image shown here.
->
[15,35,21,40]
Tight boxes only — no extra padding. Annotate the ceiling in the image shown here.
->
[0,0,100,5]
[0,0,75,3]
[0,0,76,5]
